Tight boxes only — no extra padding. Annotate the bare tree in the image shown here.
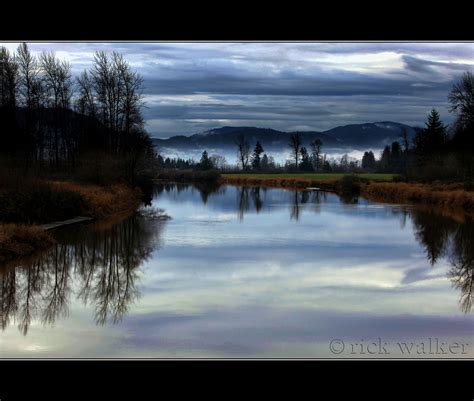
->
[40,51,72,109]
[86,51,145,153]
[310,138,322,171]
[235,133,250,170]
[0,46,18,108]
[210,154,228,170]
[15,43,46,162]
[75,70,96,117]
[40,51,74,164]
[448,71,474,131]
[400,127,410,153]
[114,52,144,132]
[16,43,43,109]
[289,133,301,169]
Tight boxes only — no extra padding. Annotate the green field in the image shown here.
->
[222,173,397,181]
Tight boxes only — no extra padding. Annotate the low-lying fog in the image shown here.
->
[156,147,383,167]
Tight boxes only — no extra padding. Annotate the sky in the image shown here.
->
[1,42,473,138]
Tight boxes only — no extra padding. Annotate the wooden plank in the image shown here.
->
[41,216,93,231]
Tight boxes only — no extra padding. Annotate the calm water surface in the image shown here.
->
[1,184,473,357]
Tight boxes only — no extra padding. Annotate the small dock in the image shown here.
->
[41,216,93,231]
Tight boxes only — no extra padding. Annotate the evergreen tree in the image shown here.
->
[251,141,264,170]
[197,150,213,170]
[362,151,376,171]
[379,146,391,172]
[390,141,402,172]
[299,147,313,171]
[261,153,269,170]
[413,109,447,156]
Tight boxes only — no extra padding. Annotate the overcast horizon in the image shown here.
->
[2,42,473,138]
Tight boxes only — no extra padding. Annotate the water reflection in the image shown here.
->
[410,208,474,313]
[1,183,472,342]
[0,213,166,335]
[154,183,473,313]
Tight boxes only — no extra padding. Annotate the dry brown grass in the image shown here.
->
[0,224,55,264]
[50,181,142,219]
[363,182,474,213]
[0,178,142,265]
[223,175,474,216]
[220,176,338,190]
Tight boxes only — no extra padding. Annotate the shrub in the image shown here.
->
[0,182,86,224]
[362,182,474,212]
[0,180,142,224]
[50,182,142,218]
[337,174,367,197]
[0,224,55,263]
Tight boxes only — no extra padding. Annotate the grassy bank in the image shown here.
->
[362,182,474,213]
[49,182,142,219]
[0,181,142,264]
[221,173,396,190]
[222,173,397,181]
[221,173,474,215]
[0,224,55,264]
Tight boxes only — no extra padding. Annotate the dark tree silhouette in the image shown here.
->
[197,150,214,170]
[448,71,474,134]
[260,153,276,171]
[288,133,301,170]
[235,133,250,170]
[310,139,322,171]
[413,109,447,156]
[379,146,391,172]
[0,43,155,186]
[400,127,410,153]
[251,141,264,170]
[0,213,166,334]
[299,147,313,171]
[0,47,18,108]
[362,151,376,171]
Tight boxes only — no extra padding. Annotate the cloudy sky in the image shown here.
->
[2,42,473,138]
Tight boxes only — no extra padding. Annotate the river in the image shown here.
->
[0,184,472,357]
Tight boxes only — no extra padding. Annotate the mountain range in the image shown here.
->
[152,121,418,155]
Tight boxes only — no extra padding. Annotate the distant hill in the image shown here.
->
[152,122,417,155]
[323,121,417,147]
[153,126,340,151]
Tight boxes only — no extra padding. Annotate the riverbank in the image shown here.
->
[220,173,474,216]
[362,182,474,214]
[0,224,55,264]
[220,173,395,191]
[0,181,142,264]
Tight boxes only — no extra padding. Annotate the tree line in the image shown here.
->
[176,71,473,177]
[0,43,155,185]
[367,72,474,180]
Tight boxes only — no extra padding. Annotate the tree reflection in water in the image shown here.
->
[235,187,473,313]
[2,184,472,337]
[409,208,474,313]
[0,213,166,335]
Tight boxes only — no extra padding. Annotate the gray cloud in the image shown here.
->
[1,42,473,137]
